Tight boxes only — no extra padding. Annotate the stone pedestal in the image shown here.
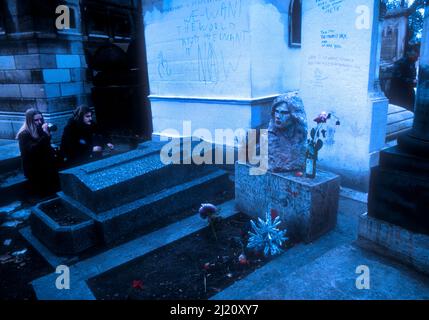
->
[235,162,340,243]
[368,146,429,235]
[368,6,429,236]
[358,213,429,275]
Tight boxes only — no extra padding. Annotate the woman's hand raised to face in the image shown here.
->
[42,123,50,136]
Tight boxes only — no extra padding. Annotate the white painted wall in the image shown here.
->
[300,0,388,191]
[142,0,301,139]
[143,0,252,99]
[249,0,301,97]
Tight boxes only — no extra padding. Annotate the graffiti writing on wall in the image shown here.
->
[160,0,248,84]
[320,29,348,49]
[315,0,344,14]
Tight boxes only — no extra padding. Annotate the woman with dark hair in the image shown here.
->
[61,105,114,166]
[16,108,60,196]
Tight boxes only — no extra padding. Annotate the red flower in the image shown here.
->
[313,111,329,124]
[132,280,144,290]
[270,209,278,220]
[238,253,248,265]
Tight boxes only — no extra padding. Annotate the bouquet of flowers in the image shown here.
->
[306,112,340,178]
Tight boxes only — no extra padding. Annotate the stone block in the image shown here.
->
[0,70,32,84]
[30,197,97,255]
[31,70,44,83]
[14,54,57,69]
[0,97,38,112]
[60,82,83,96]
[37,40,70,54]
[80,55,87,68]
[60,142,219,213]
[43,69,71,83]
[56,54,81,68]
[0,84,21,98]
[19,84,45,98]
[0,56,16,70]
[39,54,57,68]
[235,162,340,243]
[70,68,87,82]
[36,96,78,113]
[358,213,429,276]
[368,146,429,235]
[0,41,28,55]
[93,170,231,244]
[70,41,84,54]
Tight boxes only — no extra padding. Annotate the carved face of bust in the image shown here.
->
[274,103,293,130]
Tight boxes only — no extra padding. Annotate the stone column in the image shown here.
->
[397,4,429,152]
[368,3,429,235]
[300,0,389,191]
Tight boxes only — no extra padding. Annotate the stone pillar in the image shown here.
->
[368,4,429,235]
[397,5,429,151]
[300,0,389,191]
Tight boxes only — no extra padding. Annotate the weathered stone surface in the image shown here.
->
[0,84,21,98]
[268,93,307,172]
[358,213,429,276]
[60,141,217,213]
[368,146,429,235]
[300,0,388,192]
[30,140,234,253]
[30,197,96,255]
[90,170,231,244]
[236,162,340,243]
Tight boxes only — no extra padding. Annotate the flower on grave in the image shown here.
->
[306,111,341,170]
[132,280,144,290]
[199,203,222,241]
[238,253,248,265]
[199,203,218,220]
[247,212,288,257]
[313,111,329,124]
[270,208,279,221]
[295,171,304,177]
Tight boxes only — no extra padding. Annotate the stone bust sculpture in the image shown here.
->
[268,93,308,172]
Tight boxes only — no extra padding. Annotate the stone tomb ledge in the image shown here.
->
[358,213,429,276]
[235,162,340,243]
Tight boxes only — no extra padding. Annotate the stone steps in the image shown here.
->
[0,138,138,205]
[60,149,220,213]
[386,104,414,141]
[30,200,239,300]
[0,139,25,205]
[29,140,235,255]
[0,139,20,173]
[0,169,28,205]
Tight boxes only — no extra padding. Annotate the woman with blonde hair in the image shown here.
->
[16,108,59,196]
